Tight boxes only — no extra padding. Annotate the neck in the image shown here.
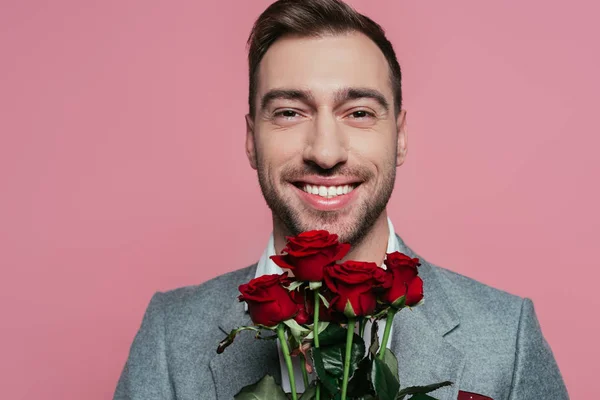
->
[272,211,391,266]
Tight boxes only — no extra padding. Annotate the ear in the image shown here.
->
[396,109,408,167]
[245,114,258,170]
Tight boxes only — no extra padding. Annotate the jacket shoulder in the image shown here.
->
[427,262,525,324]
[115,265,259,399]
[158,264,257,323]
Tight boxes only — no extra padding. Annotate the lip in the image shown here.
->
[292,182,360,211]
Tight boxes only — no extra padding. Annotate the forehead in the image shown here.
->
[256,32,393,103]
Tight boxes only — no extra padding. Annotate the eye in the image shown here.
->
[348,110,375,119]
[274,109,300,119]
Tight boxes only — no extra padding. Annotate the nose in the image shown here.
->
[303,112,348,170]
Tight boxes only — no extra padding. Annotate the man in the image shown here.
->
[114,0,568,399]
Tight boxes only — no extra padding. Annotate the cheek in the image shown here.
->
[347,129,397,165]
[256,132,306,172]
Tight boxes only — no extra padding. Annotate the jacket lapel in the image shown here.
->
[392,235,465,400]
[209,266,281,400]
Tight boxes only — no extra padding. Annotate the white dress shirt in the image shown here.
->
[252,218,400,393]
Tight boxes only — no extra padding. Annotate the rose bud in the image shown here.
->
[238,274,298,327]
[270,230,350,282]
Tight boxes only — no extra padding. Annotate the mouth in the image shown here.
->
[290,180,362,211]
[293,182,359,199]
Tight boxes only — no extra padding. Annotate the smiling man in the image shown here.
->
[114,1,568,399]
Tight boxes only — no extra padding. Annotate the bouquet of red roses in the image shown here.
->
[217,231,451,400]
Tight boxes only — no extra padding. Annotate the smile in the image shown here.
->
[291,181,361,211]
[300,184,357,199]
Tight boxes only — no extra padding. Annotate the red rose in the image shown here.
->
[270,230,350,282]
[238,274,298,326]
[381,252,424,307]
[323,261,388,317]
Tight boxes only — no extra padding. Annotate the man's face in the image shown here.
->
[246,32,407,246]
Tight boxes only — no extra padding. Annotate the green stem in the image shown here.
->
[313,289,321,400]
[377,309,397,360]
[299,353,309,389]
[313,289,321,348]
[341,318,356,400]
[277,324,297,400]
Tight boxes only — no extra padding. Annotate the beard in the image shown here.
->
[256,159,397,248]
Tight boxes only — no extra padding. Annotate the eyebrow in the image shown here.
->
[334,87,389,112]
[259,87,390,113]
[260,89,315,112]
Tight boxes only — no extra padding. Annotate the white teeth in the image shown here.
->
[301,184,357,198]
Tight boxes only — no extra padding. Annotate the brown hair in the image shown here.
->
[247,0,402,117]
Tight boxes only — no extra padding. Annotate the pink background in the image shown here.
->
[1,0,598,398]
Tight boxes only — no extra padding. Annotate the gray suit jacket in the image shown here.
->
[114,235,568,400]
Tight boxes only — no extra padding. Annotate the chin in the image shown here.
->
[296,211,359,240]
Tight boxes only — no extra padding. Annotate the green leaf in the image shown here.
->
[346,355,374,398]
[311,324,367,395]
[397,381,452,397]
[318,326,366,379]
[327,338,364,375]
[318,324,347,346]
[234,375,288,400]
[348,334,366,376]
[283,319,311,342]
[318,292,330,308]
[304,321,330,340]
[372,358,400,400]
[320,343,344,377]
[382,347,399,382]
[311,348,340,396]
